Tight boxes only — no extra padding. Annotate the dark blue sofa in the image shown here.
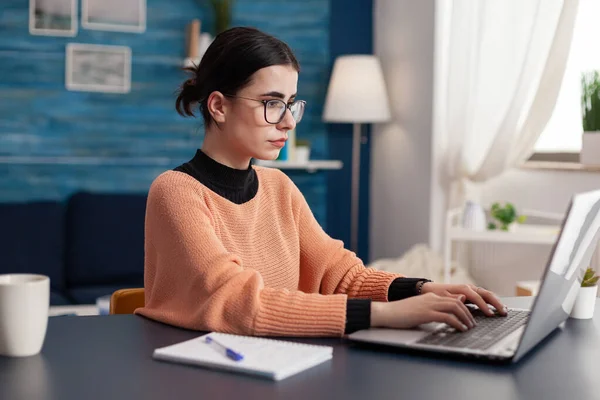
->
[0,192,147,305]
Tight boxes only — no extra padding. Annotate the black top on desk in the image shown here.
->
[1,297,599,400]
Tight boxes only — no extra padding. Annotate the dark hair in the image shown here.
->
[175,26,300,126]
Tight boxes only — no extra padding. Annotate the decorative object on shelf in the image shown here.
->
[487,202,527,231]
[277,138,289,161]
[183,19,213,68]
[323,55,391,253]
[295,139,311,164]
[276,130,304,162]
[29,0,77,37]
[570,267,599,319]
[184,19,200,68]
[461,201,487,231]
[286,128,297,161]
[581,70,600,166]
[82,0,146,33]
[66,43,132,94]
[204,0,233,36]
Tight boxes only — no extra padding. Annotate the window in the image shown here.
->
[532,0,600,159]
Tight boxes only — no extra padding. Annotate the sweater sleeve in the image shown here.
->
[134,177,348,337]
[292,183,404,302]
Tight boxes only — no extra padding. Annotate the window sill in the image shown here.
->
[520,160,600,173]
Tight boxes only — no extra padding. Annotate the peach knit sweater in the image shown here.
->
[135,167,403,336]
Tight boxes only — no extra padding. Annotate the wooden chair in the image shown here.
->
[110,288,145,314]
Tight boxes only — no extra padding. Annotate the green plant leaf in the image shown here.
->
[581,70,600,131]
[517,215,527,224]
[581,267,599,287]
[490,202,520,226]
[487,222,497,230]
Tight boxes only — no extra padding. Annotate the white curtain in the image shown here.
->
[436,0,580,208]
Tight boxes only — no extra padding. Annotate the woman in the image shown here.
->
[135,27,507,337]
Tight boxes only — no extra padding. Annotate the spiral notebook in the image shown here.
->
[153,332,333,381]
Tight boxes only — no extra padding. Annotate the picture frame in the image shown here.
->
[82,0,146,33]
[65,43,132,94]
[29,0,77,37]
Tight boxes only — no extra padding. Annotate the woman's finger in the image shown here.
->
[450,293,466,302]
[477,288,508,316]
[432,311,469,332]
[437,297,475,328]
[465,286,495,316]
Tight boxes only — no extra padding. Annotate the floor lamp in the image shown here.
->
[323,55,391,254]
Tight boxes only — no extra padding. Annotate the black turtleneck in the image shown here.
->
[174,149,258,205]
[174,149,429,334]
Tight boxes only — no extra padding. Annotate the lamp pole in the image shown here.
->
[351,122,361,254]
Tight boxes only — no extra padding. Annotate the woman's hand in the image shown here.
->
[370,293,477,332]
[420,282,507,317]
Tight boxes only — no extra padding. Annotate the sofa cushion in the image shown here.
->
[0,201,66,292]
[51,290,72,306]
[65,192,146,289]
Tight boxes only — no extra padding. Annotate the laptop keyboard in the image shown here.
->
[416,308,530,351]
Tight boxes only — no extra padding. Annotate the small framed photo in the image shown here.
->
[66,43,132,94]
[82,0,146,33]
[29,0,77,37]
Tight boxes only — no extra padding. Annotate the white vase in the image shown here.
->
[581,132,600,166]
[295,146,310,164]
[570,285,598,319]
[462,201,487,231]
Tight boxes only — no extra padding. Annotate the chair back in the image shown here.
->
[110,288,145,314]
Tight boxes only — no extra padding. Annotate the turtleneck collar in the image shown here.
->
[173,149,259,205]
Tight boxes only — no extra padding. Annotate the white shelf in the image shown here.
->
[448,225,560,245]
[443,206,565,283]
[254,160,343,172]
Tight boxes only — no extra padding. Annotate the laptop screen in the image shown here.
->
[514,189,600,361]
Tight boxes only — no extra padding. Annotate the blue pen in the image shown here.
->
[205,336,244,361]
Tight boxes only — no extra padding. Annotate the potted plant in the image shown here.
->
[207,0,233,35]
[580,70,600,165]
[295,139,311,164]
[570,267,599,319]
[487,202,527,231]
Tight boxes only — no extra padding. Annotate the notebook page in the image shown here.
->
[153,332,333,380]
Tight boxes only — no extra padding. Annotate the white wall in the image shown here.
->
[370,0,436,260]
[481,169,600,214]
[372,0,600,294]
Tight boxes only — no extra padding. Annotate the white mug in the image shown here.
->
[0,274,50,357]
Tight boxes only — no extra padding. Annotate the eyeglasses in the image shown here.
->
[224,95,306,124]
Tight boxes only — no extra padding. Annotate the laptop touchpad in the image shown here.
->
[348,325,437,345]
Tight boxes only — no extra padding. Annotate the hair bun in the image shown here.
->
[176,76,200,117]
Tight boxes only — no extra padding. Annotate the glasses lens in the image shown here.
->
[265,100,286,124]
[290,101,305,123]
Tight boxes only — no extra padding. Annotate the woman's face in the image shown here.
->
[219,65,299,162]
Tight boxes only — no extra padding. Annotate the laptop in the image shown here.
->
[348,189,600,363]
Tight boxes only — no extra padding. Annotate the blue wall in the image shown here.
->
[0,0,374,260]
[328,0,373,262]
[0,0,332,224]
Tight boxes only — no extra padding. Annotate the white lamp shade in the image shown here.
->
[323,55,391,123]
